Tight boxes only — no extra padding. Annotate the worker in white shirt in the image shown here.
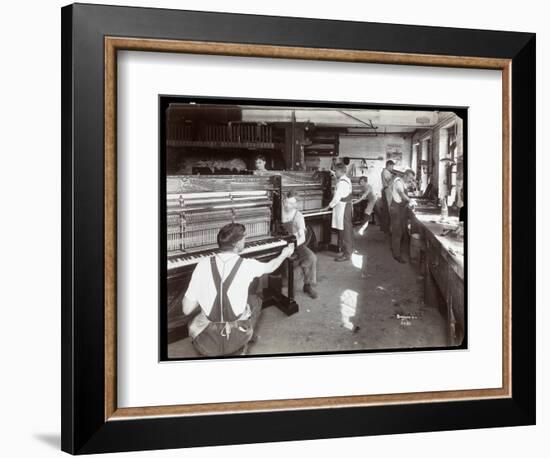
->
[380,159,395,234]
[390,169,416,263]
[182,223,294,356]
[281,190,318,299]
[323,162,354,262]
[353,176,377,236]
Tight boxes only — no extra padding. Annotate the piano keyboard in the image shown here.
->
[167,237,290,270]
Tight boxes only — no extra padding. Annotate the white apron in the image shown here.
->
[331,176,352,230]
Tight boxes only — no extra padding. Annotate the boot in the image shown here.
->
[334,254,350,262]
[303,284,318,299]
[393,255,406,264]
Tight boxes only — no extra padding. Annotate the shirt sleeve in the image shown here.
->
[365,187,376,214]
[294,212,307,245]
[243,258,266,280]
[394,179,404,194]
[295,212,306,232]
[184,262,203,302]
[367,185,376,200]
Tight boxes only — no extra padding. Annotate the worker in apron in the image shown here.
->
[182,223,294,356]
[325,162,354,262]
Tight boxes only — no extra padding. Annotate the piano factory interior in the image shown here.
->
[163,101,466,359]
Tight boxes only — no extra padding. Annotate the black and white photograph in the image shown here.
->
[161,98,467,360]
[1,0,543,456]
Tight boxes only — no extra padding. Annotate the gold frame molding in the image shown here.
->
[104,36,512,421]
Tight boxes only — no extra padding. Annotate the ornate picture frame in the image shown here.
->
[61,3,535,454]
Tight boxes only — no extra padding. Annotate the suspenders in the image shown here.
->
[206,256,244,323]
[192,256,252,355]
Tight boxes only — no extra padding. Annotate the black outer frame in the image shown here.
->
[61,3,536,455]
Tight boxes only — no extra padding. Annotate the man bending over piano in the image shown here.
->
[353,176,377,236]
[281,191,319,299]
[182,223,295,357]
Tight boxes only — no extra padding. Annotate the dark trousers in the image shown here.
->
[281,245,317,285]
[295,245,317,285]
[380,188,391,233]
[390,200,409,258]
[339,203,353,257]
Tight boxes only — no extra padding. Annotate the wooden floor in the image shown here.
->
[168,225,447,359]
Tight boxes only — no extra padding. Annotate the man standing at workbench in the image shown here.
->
[390,169,416,263]
[380,160,395,234]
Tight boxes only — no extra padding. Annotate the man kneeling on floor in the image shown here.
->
[281,190,319,299]
[182,223,295,356]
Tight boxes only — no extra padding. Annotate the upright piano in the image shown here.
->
[165,175,297,344]
[255,171,333,249]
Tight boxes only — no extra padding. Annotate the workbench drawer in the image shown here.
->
[447,268,465,345]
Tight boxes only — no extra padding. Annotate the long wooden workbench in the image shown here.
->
[410,206,465,347]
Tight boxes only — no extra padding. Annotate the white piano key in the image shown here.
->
[167,238,288,269]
